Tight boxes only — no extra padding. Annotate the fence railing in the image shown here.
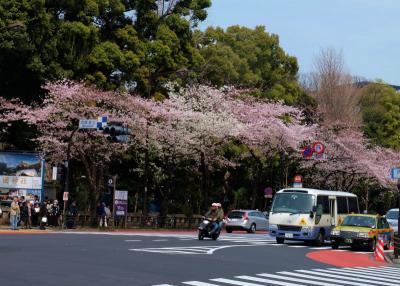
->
[0,210,204,229]
[75,213,204,229]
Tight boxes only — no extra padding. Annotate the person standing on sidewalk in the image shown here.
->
[10,197,20,230]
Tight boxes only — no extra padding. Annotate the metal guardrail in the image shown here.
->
[0,210,204,229]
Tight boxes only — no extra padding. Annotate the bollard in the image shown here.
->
[375,235,386,262]
[395,232,399,259]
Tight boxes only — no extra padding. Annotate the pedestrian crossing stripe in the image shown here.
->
[153,266,400,286]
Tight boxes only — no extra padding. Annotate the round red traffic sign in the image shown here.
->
[302,146,313,158]
[313,141,325,154]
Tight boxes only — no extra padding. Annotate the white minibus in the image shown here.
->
[268,188,359,245]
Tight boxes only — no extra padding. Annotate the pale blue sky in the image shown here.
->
[201,0,399,85]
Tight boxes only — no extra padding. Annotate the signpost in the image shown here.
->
[114,190,128,228]
[62,191,69,230]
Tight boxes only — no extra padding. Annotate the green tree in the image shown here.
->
[0,0,211,102]
[361,82,400,150]
[195,26,303,104]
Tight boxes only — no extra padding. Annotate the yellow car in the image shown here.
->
[330,214,393,251]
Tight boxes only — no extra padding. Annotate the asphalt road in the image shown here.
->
[0,232,398,286]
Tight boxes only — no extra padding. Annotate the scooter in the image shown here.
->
[198,218,221,240]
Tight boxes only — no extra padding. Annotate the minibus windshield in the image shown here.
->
[271,193,314,214]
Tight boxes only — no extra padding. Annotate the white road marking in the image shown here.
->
[153,239,169,242]
[340,267,400,278]
[124,239,142,242]
[323,268,400,284]
[308,247,332,250]
[238,274,341,286]
[278,271,372,286]
[298,269,397,286]
[153,267,398,286]
[212,277,307,286]
[287,245,307,248]
[183,282,221,286]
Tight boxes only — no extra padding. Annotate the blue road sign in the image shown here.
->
[391,167,400,180]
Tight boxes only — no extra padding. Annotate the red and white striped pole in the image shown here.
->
[375,235,386,262]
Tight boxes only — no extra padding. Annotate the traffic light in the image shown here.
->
[102,122,131,143]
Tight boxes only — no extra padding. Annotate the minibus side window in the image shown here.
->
[337,197,348,214]
[316,196,330,214]
[348,197,359,213]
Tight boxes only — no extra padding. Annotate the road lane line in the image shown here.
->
[309,247,332,250]
[152,284,175,286]
[153,239,169,242]
[278,271,376,286]
[322,268,400,284]
[124,239,142,242]
[211,277,306,286]
[239,274,342,286]
[287,245,307,248]
[299,270,397,286]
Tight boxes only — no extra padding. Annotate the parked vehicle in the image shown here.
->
[225,210,268,233]
[330,214,393,251]
[385,208,399,232]
[269,188,359,245]
[198,218,221,240]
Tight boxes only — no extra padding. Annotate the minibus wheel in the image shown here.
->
[276,237,284,244]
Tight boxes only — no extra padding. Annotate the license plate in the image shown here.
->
[285,233,293,238]
[345,238,352,244]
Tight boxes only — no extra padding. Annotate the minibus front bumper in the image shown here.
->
[268,225,320,240]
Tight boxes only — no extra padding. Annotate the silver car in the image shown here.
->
[225,210,269,233]
[386,208,399,233]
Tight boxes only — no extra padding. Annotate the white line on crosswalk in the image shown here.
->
[308,247,332,250]
[212,277,307,286]
[183,281,220,286]
[323,268,400,284]
[299,269,398,286]
[278,271,371,286]
[287,245,307,248]
[239,274,341,286]
[124,239,142,242]
[153,239,169,242]
[340,267,400,278]
[153,267,400,286]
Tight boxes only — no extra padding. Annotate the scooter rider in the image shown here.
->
[205,203,224,235]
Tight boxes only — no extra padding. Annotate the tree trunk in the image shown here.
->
[200,150,208,211]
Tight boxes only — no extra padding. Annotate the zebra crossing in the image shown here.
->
[152,266,400,286]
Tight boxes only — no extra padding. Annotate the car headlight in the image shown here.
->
[268,224,277,230]
[302,226,313,232]
[358,232,369,238]
[331,230,341,236]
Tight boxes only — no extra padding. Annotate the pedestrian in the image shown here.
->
[67,201,78,229]
[10,197,20,230]
[99,202,108,228]
[20,202,28,228]
[52,200,60,227]
[32,202,40,227]
[39,201,48,230]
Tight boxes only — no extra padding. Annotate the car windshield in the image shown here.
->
[342,216,376,228]
[386,210,399,220]
[228,211,245,219]
[271,193,314,214]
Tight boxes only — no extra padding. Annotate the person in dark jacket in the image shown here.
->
[67,201,78,229]
[39,202,48,230]
[20,202,32,229]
